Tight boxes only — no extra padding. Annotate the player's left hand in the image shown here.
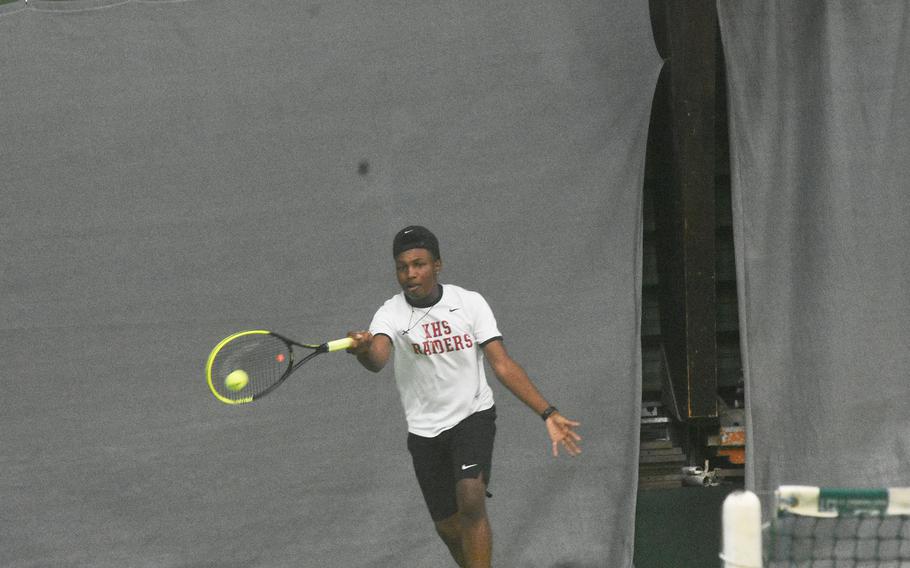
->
[546,413,582,457]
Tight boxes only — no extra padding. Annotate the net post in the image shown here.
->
[722,490,763,568]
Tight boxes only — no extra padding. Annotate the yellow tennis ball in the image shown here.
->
[225,369,249,392]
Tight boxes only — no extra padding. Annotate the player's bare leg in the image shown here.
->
[434,514,466,567]
[455,476,492,568]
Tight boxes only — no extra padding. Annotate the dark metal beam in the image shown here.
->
[649,0,718,420]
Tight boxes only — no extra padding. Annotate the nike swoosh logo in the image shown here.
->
[449,308,460,312]
[462,464,478,470]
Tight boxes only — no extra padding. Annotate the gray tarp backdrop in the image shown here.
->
[718,2,910,494]
[0,1,661,566]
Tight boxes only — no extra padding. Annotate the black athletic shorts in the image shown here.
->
[406,405,497,522]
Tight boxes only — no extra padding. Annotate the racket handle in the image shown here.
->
[325,337,355,352]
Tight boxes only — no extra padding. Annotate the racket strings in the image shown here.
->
[211,334,291,400]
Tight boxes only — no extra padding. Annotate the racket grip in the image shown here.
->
[325,337,355,352]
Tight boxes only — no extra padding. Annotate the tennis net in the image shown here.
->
[722,486,910,568]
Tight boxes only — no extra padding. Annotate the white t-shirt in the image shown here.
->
[369,284,500,437]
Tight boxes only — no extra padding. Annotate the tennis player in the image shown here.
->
[347,225,581,568]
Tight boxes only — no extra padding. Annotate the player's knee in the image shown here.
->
[455,478,487,522]
[435,514,462,544]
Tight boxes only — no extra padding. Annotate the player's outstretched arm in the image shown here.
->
[346,331,391,373]
[482,340,582,457]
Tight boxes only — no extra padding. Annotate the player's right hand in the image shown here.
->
[346,331,373,354]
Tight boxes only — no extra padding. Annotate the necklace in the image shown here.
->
[401,306,434,335]
[401,284,442,335]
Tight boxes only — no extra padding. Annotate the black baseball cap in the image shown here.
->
[393,225,440,259]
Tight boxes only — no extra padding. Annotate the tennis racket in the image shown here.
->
[206,330,353,405]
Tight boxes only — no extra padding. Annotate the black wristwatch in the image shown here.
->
[540,406,558,421]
